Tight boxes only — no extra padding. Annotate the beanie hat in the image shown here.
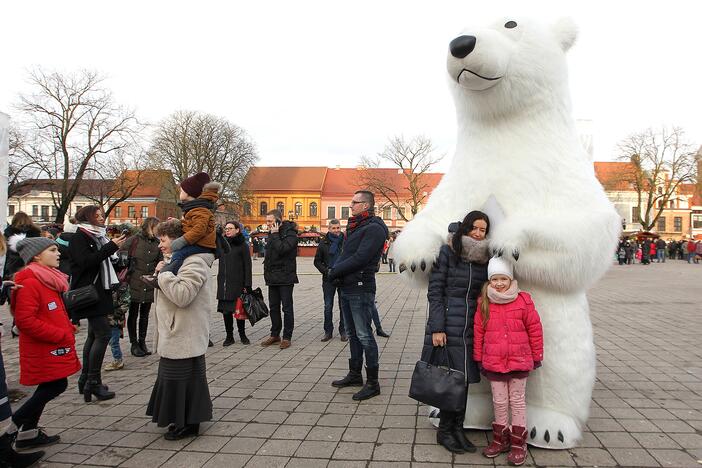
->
[487,256,513,280]
[180,172,211,198]
[17,237,57,265]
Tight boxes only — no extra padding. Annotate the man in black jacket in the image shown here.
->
[328,190,388,401]
[314,219,346,342]
[260,210,298,349]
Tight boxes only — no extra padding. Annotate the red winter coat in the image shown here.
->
[473,292,543,374]
[12,268,81,386]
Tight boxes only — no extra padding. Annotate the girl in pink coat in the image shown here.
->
[474,257,543,466]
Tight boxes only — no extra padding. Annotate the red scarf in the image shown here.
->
[347,210,372,233]
[25,263,69,293]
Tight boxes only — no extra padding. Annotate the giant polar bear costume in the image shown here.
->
[393,17,621,449]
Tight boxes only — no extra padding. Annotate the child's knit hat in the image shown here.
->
[17,237,57,264]
[181,172,211,198]
[487,256,513,280]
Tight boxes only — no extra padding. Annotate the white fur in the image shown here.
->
[7,233,26,253]
[396,17,621,448]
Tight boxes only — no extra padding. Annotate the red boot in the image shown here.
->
[507,426,528,466]
[482,423,510,458]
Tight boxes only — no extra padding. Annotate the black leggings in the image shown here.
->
[223,314,246,337]
[12,378,68,430]
[127,302,152,343]
[82,315,111,380]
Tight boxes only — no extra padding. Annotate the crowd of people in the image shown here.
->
[616,237,702,265]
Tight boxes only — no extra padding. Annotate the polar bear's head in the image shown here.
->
[446,17,577,120]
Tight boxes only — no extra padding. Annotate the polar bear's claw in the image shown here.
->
[526,406,581,449]
[398,264,407,273]
[420,260,427,271]
[557,430,564,443]
[512,249,520,261]
[410,263,416,272]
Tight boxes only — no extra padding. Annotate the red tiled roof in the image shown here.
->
[242,167,328,192]
[594,162,637,191]
[681,183,702,207]
[322,167,443,197]
[117,170,174,198]
[12,178,114,197]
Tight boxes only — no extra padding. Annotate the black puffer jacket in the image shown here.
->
[421,240,489,385]
[313,232,344,283]
[217,233,252,301]
[263,221,298,286]
[3,225,41,279]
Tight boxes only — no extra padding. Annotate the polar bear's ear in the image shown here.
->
[552,17,578,52]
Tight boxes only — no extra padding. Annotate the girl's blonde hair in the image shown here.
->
[479,282,490,327]
[0,232,6,256]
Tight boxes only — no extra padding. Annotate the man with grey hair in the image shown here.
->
[314,219,346,342]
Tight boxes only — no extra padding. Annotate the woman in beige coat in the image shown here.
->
[146,219,213,441]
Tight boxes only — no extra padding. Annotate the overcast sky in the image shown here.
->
[2,0,700,172]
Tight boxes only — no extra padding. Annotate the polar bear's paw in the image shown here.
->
[526,405,582,449]
[392,225,444,285]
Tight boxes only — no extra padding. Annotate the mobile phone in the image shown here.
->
[121,229,129,236]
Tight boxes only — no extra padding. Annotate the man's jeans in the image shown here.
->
[108,327,123,361]
[340,290,379,368]
[269,285,295,340]
[656,250,666,262]
[322,281,345,335]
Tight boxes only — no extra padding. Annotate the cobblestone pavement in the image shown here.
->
[1,258,701,467]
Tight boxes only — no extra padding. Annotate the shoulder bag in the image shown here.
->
[408,345,466,412]
[62,272,100,315]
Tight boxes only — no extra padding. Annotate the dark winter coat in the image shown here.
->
[12,268,81,386]
[421,242,489,385]
[217,233,252,302]
[3,225,41,279]
[56,232,74,276]
[263,221,299,286]
[314,232,345,283]
[328,216,388,293]
[122,233,162,303]
[68,229,119,319]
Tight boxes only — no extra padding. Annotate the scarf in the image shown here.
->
[447,234,490,264]
[487,279,520,304]
[327,232,343,267]
[78,224,119,290]
[347,210,373,233]
[25,262,69,293]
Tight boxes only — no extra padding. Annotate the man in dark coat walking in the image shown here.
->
[314,219,346,342]
[260,210,298,349]
[328,190,388,401]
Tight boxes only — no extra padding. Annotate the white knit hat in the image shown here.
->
[487,256,513,280]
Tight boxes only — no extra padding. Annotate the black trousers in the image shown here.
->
[268,285,294,340]
[12,378,68,430]
[223,314,247,337]
[82,315,111,380]
[127,301,152,343]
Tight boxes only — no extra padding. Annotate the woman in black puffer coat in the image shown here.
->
[217,221,252,346]
[422,210,490,454]
[3,212,42,279]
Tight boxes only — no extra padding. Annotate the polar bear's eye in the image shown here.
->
[504,21,517,29]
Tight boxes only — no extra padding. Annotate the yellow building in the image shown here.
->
[239,167,327,231]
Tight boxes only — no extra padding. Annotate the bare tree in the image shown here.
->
[617,126,698,231]
[13,69,144,223]
[7,126,37,197]
[357,135,443,221]
[149,110,258,204]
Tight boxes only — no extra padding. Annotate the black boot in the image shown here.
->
[138,310,151,355]
[84,379,115,403]
[352,366,380,401]
[331,359,364,388]
[376,328,390,338]
[164,423,199,441]
[237,319,250,344]
[452,412,477,453]
[78,373,109,395]
[138,340,152,356]
[0,432,44,466]
[437,411,464,454]
[223,335,235,346]
[131,342,146,357]
[13,427,60,451]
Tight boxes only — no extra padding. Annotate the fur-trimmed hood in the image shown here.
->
[446,233,490,264]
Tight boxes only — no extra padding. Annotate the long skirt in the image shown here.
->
[146,355,212,428]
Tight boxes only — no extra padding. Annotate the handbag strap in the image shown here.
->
[428,345,455,370]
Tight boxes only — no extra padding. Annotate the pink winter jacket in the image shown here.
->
[473,292,544,374]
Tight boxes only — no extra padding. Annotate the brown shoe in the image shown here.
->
[260,336,281,347]
[279,339,291,349]
[320,334,332,342]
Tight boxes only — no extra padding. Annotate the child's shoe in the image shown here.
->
[104,360,124,371]
[507,426,528,466]
[482,423,510,458]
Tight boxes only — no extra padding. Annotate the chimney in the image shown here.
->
[335,165,340,170]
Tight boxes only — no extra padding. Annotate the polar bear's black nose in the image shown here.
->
[449,35,477,58]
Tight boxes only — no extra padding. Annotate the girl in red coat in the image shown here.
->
[10,237,80,451]
[474,257,543,466]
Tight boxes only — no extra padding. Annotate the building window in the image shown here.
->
[327,206,335,219]
[295,202,303,217]
[51,206,57,217]
[128,206,136,218]
[8,205,15,216]
[657,217,666,232]
[260,201,268,215]
[674,217,683,232]
[309,202,318,217]
[382,206,392,219]
[276,202,284,214]
[692,214,702,229]
[32,205,39,217]
[341,207,350,219]
[632,206,640,224]
[397,207,406,220]
[41,205,49,220]
[74,205,82,215]
[114,206,122,218]
[243,202,252,216]
[141,206,149,218]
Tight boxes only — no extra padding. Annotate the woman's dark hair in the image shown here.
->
[141,217,160,236]
[225,220,242,231]
[11,212,40,231]
[74,205,101,224]
[451,210,490,257]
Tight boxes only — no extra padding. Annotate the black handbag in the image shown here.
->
[409,346,466,412]
[240,287,269,326]
[63,273,100,314]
